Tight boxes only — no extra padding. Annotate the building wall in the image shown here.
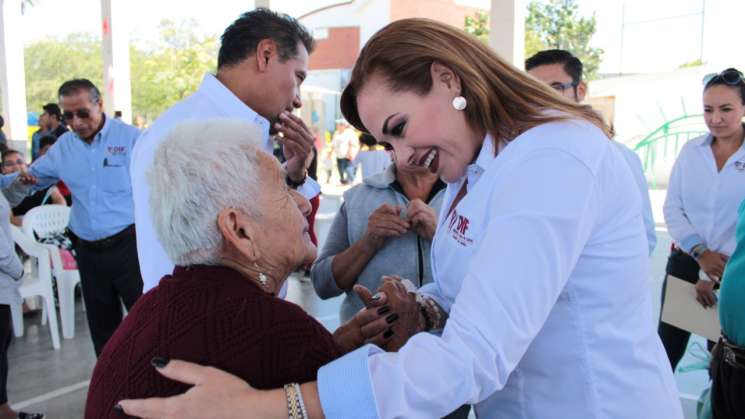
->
[390,0,481,29]
[309,27,360,71]
[299,0,391,50]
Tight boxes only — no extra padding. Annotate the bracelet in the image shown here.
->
[283,383,308,419]
[286,171,307,189]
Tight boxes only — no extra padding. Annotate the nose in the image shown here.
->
[290,189,312,217]
[292,93,302,109]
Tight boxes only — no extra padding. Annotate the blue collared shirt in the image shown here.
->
[28,116,140,241]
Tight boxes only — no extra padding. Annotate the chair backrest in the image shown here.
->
[10,225,47,260]
[22,205,70,239]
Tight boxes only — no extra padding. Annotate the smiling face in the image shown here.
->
[703,84,745,140]
[355,67,484,183]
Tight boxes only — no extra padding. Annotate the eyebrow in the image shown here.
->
[381,113,399,135]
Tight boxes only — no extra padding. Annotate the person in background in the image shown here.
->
[0,149,66,227]
[321,144,334,184]
[331,119,357,184]
[133,115,146,130]
[352,133,391,180]
[526,49,656,255]
[0,117,6,147]
[660,67,745,370]
[713,196,745,418]
[37,136,72,206]
[32,104,69,161]
[0,186,44,419]
[6,79,144,356]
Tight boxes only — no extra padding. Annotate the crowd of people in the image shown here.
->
[0,7,741,419]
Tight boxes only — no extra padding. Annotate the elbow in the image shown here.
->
[310,257,343,299]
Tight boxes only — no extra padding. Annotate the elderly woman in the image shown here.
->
[312,141,444,323]
[84,119,393,418]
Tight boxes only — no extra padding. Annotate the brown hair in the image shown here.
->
[340,19,610,146]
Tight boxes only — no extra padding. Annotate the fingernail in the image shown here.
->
[386,313,399,324]
[383,328,394,339]
[113,404,124,414]
[377,306,390,315]
[151,357,170,369]
[371,293,382,301]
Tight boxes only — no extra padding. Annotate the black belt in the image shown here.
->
[721,335,745,370]
[74,225,135,250]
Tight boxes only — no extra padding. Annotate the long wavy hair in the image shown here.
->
[340,18,610,147]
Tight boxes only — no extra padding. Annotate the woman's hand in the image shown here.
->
[695,279,718,308]
[374,276,421,351]
[697,250,728,280]
[407,199,437,241]
[333,287,396,353]
[361,204,410,251]
[118,359,260,419]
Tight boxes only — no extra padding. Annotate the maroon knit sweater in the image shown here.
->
[85,265,342,419]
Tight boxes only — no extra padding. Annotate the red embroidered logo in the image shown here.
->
[447,210,473,246]
[107,146,126,155]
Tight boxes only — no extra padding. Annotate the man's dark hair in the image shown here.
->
[2,148,22,163]
[218,8,314,69]
[42,103,62,120]
[359,133,377,147]
[525,49,584,85]
[39,135,57,150]
[0,115,4,128]
[58,79,101,103]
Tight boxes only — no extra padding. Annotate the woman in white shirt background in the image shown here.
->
[120,18,682,419]
[659,68,745,371]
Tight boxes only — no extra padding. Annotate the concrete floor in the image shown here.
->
[8,191,706,418]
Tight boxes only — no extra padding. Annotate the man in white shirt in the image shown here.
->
[131,9,320,291]
[526,49,657,255]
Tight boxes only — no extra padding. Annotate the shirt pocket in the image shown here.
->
[101,155,130,192]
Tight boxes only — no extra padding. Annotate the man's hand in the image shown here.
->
[697,250,728,280]
[695,279,718,308]
[16,167,37,185]
[118,359,255,419]
[361,204,410,251]
[407,199,437,241]
[274,111,314,184]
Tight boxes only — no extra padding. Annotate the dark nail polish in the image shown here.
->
[383,329,394,339]
[377,306,390,315]
[113,404,124,414]
[386,313,399,324]
[151,357,170,369]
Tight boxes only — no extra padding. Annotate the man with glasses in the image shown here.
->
[526,49,657,256]
[7,78,143,356]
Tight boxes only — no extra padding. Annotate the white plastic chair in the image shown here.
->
[9,225,61,350]
[22,205,81,339]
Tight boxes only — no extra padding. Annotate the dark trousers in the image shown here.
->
[336,158,351,184]
[72,226,143,356]
[0,305,10,405]
[658,249,715,370]
[711,338,745,419]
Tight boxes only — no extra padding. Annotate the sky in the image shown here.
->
[17,0,732,74]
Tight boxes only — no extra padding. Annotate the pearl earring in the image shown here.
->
[452,96,467,111]
[258,272,268,287]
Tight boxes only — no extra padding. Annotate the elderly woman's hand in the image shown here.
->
[333,287,398,353]
[361,204,410,251]
[407,199,437,241]
[374,276,421,351]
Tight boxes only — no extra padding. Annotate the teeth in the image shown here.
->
[424,149,437,167]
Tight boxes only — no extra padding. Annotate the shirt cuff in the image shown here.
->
[318,344,381,419]
[296,176,321,199]
[680,234,704,254]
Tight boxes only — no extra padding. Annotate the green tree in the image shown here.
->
[464,0,604,79]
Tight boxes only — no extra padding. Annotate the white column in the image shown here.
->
[0,0,28,145]
[101,0,132,123]
[489,0,525,68]
[255,0,271,9]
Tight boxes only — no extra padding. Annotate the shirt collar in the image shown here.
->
[197,73,271,141]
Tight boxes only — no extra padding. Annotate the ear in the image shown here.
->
[217,208,261,264]
[430,61,462,95]
[576,80,588,102]
[255,38,278,73]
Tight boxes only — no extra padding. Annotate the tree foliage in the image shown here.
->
[23,19,217,121]
[464,0,604,79]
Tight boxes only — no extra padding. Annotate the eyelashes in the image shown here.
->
[390,120,406,137]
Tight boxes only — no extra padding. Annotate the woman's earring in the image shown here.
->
[254,263,269,287]
[452,96,467,111]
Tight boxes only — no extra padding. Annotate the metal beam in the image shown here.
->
[101,0,132,123]
[0,0,29,145]
[489,0,525,68]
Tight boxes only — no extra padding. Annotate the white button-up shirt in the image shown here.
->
[664,132,745,255]
[131,74,320,292]
[317,119,682,419]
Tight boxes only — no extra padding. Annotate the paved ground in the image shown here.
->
[8,187,707,418]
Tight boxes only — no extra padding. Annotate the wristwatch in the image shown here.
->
[285,170,307,189]
[690,244,708,261]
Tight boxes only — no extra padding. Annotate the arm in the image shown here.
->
[0,220,24,281]
[48,186,67,206]
[663,152,702,253]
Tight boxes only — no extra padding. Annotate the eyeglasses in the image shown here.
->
[702,68,744,86]
[550,81,579,92]
[63,109,92,120]
[3,159,24,167]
